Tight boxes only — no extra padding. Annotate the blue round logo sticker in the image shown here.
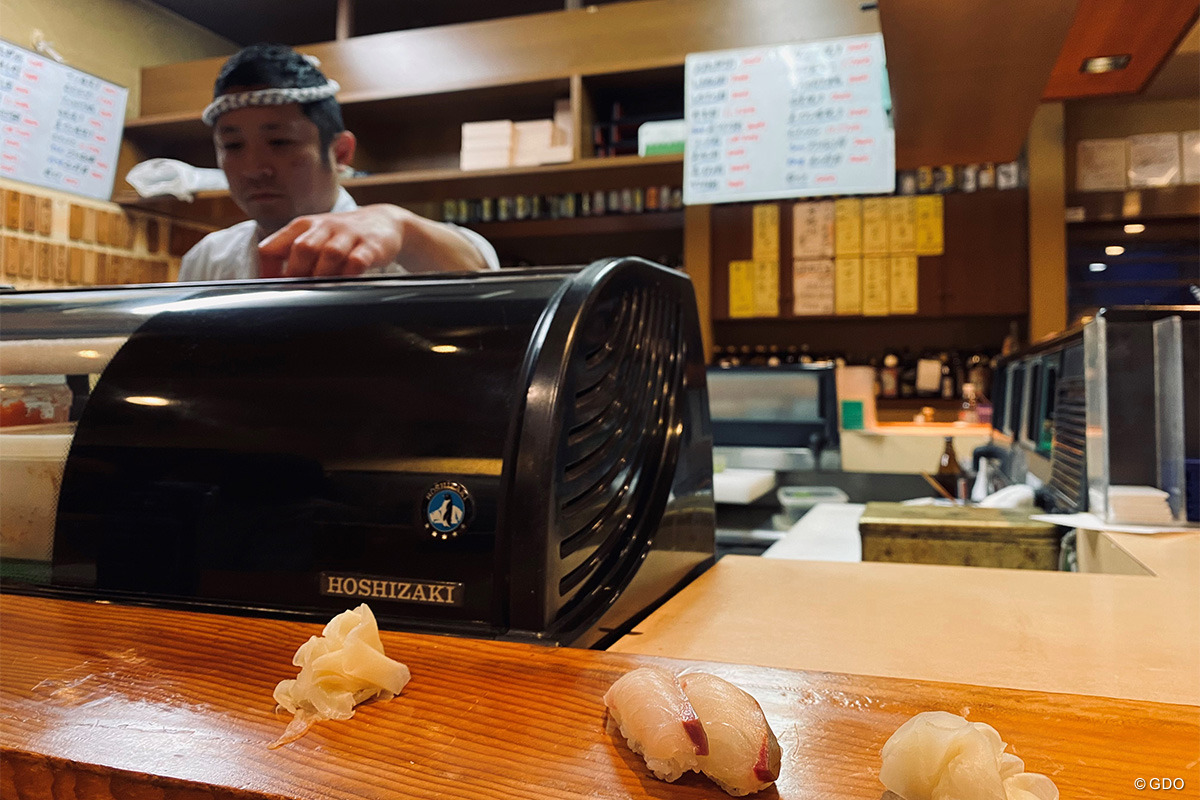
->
[424,481,471,539]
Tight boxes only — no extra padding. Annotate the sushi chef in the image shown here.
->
[179,43,498,281]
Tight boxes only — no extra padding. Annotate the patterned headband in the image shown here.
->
[202,80,341,126]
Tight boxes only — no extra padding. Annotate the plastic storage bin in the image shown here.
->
[776,486,850,525]
[0,375,71,427]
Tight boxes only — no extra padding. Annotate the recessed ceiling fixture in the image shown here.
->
[1080,54,1131,74]
[125,395,171,407]
[1105,245,1125,256]
[1089,262,1108,272]
[1124,223,1146,234]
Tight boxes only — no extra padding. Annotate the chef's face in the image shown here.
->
[213,103,350,234]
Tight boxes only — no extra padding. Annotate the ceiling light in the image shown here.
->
[1105,245,1125,256]
[1089,262,1107,272]
[125,395,171,406]
[1123,223,1145,234]
[430,345,459,354]
[1081,54,1131,74]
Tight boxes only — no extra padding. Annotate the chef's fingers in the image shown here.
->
[343,241,386,274]
[258,221,304,278]
[313,232,359,277]
[258,218,312,278]
[282,224,336,277]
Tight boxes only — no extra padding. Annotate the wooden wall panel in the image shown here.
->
[879,0,1077,168]
[139,0,879,118]
[2,237,17,277]
[941,190,1030,317]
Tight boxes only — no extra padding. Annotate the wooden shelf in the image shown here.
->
[876,397,964,408]
[112,155,684,227]
[467,211,682,240]
[1066,185,1200,222]
[344,154,683,204]
[113,190,245,228]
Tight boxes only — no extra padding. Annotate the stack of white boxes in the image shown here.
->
[513,120,556,167]
[459,120,515,172]
[1105,486,1177,524]
[460,100,574,171]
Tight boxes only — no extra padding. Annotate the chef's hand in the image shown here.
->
[258,204,489,278]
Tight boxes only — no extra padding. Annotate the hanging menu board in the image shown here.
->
[684,34,894,206]
[0,40,128,201]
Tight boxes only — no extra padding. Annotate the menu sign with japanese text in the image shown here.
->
[684,34,894,205]
[0,40,128,200]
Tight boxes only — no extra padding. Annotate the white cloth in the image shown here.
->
[126,158,229,201]
[178,187,499,282]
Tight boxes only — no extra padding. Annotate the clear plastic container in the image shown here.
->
[0,375,72,427]
[776,485,850,525]
[0,422,73,562]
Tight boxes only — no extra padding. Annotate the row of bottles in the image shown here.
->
[712,344,830,368]
[875,349,995,401]
[440,186,684,225]
[712,343,1018,410]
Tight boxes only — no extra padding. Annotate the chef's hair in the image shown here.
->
[211,43,345,158]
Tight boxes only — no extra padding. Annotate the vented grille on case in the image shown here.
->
[553,284,685,607]
[1048,375,1087,512]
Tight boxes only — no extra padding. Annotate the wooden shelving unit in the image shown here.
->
[114,0,1073,357]
[343,154,683,204]
[468,210,682,240]
[1065,185,1200,222]
[114,155,684,226]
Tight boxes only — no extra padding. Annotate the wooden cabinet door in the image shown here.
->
[941,190,1029,316]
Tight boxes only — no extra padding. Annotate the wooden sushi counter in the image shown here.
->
[1,526,1198,799]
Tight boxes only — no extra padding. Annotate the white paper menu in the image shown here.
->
[1076,138,1126,192]
[0,39,128,200]
[1183,131,1200,185]
[792,200,834,258]
[684,34,895,205]
[1127,133,1181,188]
[793,258,835,315]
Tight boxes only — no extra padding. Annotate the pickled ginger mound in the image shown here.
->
[269,603,411,749]
[679,672,781,796]
[879,711,1059,800]
[603,666,709,781]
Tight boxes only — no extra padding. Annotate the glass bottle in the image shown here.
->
[939,352,956,400]
[879,352,900,398]
[1001,321,1022,357]
[936,436,964,498]
[958,383,980,424]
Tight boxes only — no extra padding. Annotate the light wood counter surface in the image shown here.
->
[612,530,1200,707]
[1,592,1196,799]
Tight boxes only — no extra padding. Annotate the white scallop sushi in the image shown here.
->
[679,672,782,796]
[879,711,1059,800]
[604,666,709,781]
[1003,772,1060,800]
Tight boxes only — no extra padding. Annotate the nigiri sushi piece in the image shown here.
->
[679,672,782,796]
[879,711,1058,800]
[604,666,709,781]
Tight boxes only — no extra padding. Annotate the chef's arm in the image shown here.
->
[258,204,494,277]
